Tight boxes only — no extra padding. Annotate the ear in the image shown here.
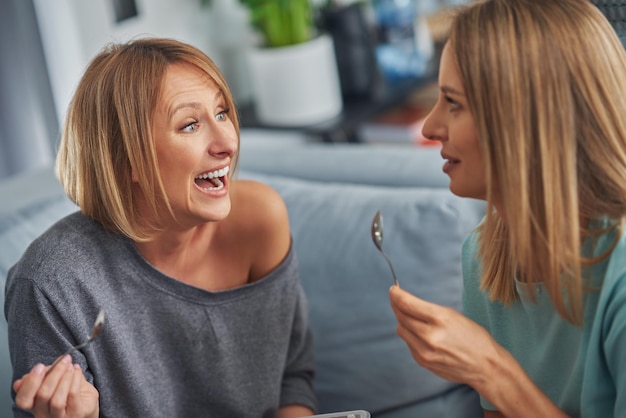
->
[131,166,139,183]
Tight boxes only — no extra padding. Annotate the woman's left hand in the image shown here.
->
[389,285,503,389]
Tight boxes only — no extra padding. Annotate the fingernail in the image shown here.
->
[61,354,72,364]
[33,364,45,375]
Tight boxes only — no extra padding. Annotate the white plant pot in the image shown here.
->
[247,34,343,127]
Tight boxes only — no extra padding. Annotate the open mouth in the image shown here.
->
[194,166,229,191]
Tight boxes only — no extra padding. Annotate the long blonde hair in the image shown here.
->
[56,37,239,242]
[450,0,626,324]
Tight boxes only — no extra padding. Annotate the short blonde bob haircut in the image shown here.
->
[56,37,239,242]
[450,0,626,324]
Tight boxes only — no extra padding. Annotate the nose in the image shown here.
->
[421,104,446,143]
[207,124,238,159]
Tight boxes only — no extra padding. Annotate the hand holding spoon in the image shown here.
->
[371,210,399,286]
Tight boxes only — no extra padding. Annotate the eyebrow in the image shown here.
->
[441,85,466,97]
[169,102,201,119]
[167,90,225,119]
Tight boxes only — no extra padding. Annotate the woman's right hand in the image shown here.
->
[13,354,99,418]
[389,285,569,417]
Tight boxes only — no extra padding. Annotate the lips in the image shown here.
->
[441,151,460,163]
[441,152,460,174]
[194,165,229,191]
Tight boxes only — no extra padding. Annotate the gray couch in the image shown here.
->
[0,130,486,417]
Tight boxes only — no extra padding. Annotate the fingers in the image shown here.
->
[389,285,442,323]
[14,363,46,411]
[15,354,75,415]
[32,355,74,417]
[47,362,78,416]
[396,323,431,366]
[66,364,86,413]
[388,287,433,352]
[13,378,24,393]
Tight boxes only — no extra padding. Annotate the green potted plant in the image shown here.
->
[202,0,343,126]
[201,0,315,47]
[239,0,314,47]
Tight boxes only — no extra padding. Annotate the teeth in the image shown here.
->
[195,166,228,192]
[201,178,224,191]
[195,166,229,180]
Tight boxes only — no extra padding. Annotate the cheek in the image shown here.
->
[466,137,486,179]
[455,117,480,157]
[468,140,488,197]
[155,150,195,195]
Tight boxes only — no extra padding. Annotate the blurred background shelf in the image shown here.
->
[238,52,439,143]
[237,0,460,143]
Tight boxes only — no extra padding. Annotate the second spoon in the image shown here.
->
[371,210,399,286]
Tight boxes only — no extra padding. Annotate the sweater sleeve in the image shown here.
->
[5,269,95,417]
[279,281,318,413]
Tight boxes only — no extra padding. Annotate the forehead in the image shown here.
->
[159,63,217,99]
[439,42,464,92]
[157,63,220,111]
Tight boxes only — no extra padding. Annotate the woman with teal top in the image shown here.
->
[389,0,626,416]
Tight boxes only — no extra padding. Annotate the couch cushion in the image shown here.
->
[0,168,78,417]
[238,170,485,416]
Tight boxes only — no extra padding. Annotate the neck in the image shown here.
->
[134,223,217,277]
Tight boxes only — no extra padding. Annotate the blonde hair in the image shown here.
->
[56,37,239,242]
[450,0,626,324]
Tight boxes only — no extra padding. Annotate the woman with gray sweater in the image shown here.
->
[5,37,317,418]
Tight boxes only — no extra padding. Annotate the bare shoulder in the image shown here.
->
[229,178,291,280]
[230,179,289,229]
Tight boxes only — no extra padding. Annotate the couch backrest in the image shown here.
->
[238,138,451,189]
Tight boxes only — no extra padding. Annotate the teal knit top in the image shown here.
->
[462,219,626,417]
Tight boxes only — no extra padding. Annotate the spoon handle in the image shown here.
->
[381,250,399,286]
[47,338,95,373]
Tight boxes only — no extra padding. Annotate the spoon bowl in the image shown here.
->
[371,210,399,286]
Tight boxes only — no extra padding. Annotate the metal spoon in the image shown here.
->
[371,210,399,286]
[50,309,105,369]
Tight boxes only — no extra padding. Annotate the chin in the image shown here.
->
[449,184,485,201]
[207,202,232,221]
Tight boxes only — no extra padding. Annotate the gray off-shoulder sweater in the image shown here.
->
[5,212,317,418]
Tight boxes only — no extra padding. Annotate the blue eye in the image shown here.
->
[181,121,199,132]
[216,108,231,122]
